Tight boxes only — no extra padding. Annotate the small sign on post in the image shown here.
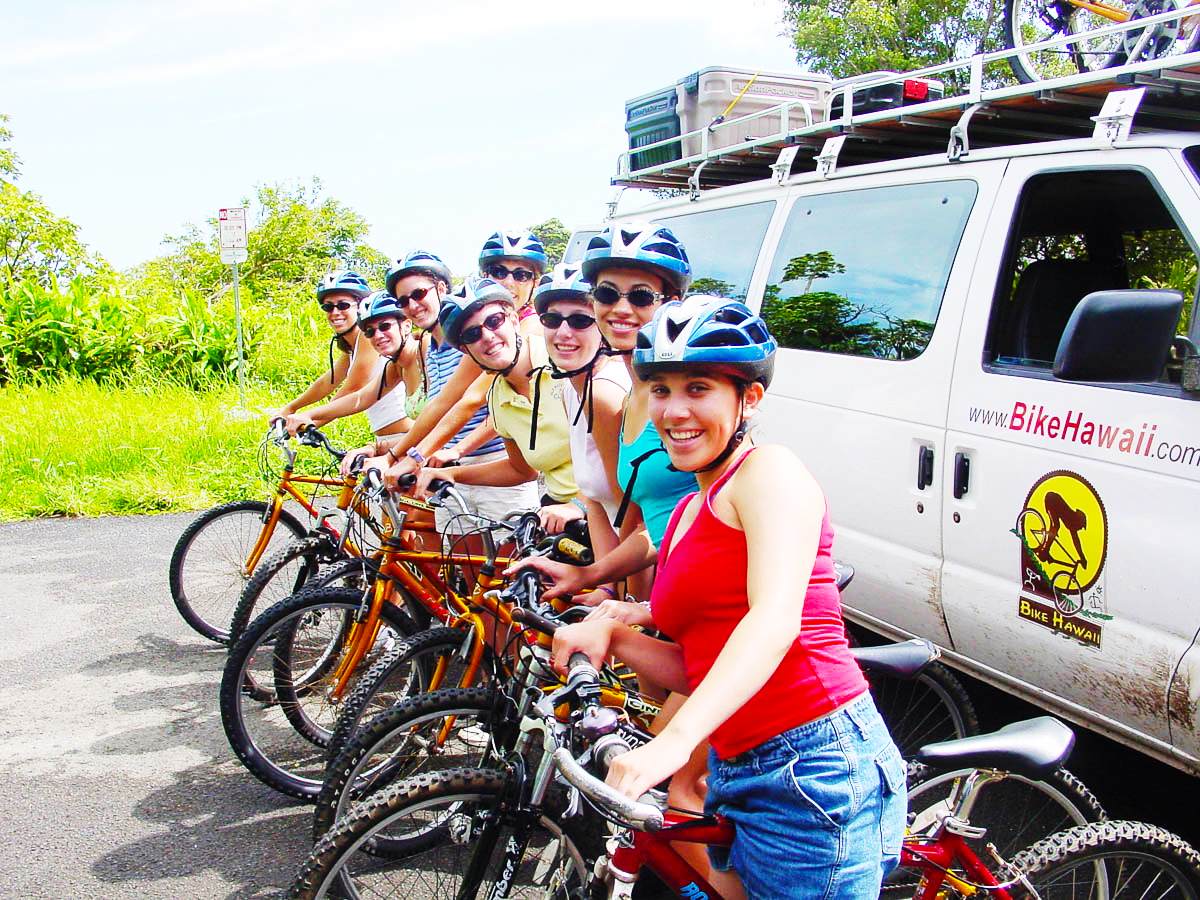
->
[219,207,250,416]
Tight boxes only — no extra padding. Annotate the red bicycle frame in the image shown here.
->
[603,814,1016,899]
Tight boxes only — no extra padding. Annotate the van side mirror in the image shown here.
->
[1053,289,1183,383]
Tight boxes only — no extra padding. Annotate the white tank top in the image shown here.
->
[563,362,632,524]
[366,357,408,433]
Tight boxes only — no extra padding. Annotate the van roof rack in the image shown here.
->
[614,21,1200,192]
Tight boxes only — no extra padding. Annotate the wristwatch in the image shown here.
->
[407,448,426,465]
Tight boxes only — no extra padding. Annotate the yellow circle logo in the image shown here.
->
[1016,470,1107,612]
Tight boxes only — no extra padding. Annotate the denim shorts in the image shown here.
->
[704,692,907,899]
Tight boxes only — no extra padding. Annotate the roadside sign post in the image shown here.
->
[218,208,250,417]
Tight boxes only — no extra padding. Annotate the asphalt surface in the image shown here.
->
[3,512,1200,899]
[0,513,312,899]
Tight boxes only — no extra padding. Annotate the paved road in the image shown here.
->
[3,512,1200,898]
[0,513,312,899]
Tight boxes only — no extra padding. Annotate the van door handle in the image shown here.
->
[953,452,971,499]
[917,446,934,490]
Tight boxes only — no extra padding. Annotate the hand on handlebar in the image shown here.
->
[284,412,315,438]
[427,447,461,468]
[505,556,592,602]
[340,444,374,478]
[414,464,453,497]
[382,454,421,492]
[605,732,693,805]
[538,502,585,535]
[549,619,615,675]
[585,598,654,628]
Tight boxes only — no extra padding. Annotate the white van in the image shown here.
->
[580,63,1200,775]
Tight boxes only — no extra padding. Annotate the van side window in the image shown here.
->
[986,169,1197,386]
[656,201,775,300]
[763,181,976,361]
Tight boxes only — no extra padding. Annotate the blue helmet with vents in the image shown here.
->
[437,275,515,349]
[385,249,452,297]
[581,222,691,295]
[533,263,591,315]
[316,269,371,301]
[358,289,407,325]
[478,228,548,272]
[633,296,776,387]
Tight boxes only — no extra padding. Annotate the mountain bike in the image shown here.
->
[1004,0,1200,84]
[219,471,557,801]
[169,421,373,644]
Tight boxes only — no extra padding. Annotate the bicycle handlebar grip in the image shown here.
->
[362,467,383,488]
[426,478,450,492]
[510,606,559,636]
[554,536,594,566]
[551,747,664,832]
[396,473,417,490]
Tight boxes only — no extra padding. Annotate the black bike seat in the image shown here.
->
[914,716,1075,780]
[850,639,937,680]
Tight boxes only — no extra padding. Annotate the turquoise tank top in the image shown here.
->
[617,418,698,548]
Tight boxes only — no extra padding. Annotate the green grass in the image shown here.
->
[0,378,373,521]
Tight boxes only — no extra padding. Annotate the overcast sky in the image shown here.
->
[4,1,800,277]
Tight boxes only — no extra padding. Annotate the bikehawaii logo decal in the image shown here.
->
[1012,470,1110,649]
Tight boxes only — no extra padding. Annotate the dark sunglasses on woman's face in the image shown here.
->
[320,300,355,312]
[459,310,508,345]
[395,286,434,307]
[539,311,596,331]
[592,283,664,308]
[485,264,536,283]
[363,319,402,338]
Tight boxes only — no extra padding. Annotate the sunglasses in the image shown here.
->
[362,319,403,338]
[395,286,435,307]
[459,310,508,345]
[539,311,596,331]
[485,264,537,283]
[592,284,665,308]
[319,300,355,312]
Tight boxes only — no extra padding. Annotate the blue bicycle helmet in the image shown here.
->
[385,249,453,297]
[359,289,406,325]
[633,296,777,387]
[533,263,591,315]
[316,269,371,301]
[438,275,515,349]
[581,221,692,295]
[478,228,548,272]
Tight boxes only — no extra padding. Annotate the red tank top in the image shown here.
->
[649,449,868,759]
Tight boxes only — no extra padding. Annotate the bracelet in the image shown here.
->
[569,497,588,515]
[386,446,399,463]
[597,586,617,600]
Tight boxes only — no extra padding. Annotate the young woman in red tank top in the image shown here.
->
[550,296,907,899]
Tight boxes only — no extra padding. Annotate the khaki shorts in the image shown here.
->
[433,449,540,536]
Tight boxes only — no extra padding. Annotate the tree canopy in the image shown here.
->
[782,0,1005,83]
[531,217,571,269]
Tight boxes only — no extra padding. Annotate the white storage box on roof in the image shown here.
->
[676,66,832,156]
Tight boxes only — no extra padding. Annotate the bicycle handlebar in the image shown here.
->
[296,425,347,460]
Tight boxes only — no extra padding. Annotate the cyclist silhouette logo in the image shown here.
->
[1013,470,1109,621]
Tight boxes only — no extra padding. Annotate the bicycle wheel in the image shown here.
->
[907,763,1105,857]
[169,499,307,644]
[325,626,476,763]
[228,534,336,644]
[867,660,980,757]
[1008,820,1200,898]
[1004,0,1092,83]
[219,586,417,800]
[313,686,502,844]
[288,768,592,900]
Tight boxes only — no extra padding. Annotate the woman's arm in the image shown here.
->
[398,333,426,398]
[337,333,379,396]
[417,439,537,492]
[506,516,657,601]
[268,350,351,420]
[552,618,688,693]
[605,446,826,800]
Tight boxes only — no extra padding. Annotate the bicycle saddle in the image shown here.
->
[914,716,1075,781]
[834,561,854,592]
[849,639,937,680]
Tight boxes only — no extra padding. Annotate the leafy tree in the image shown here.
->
[782,251,846,294]
[530,217,571,268]
[0,114,18,184]
[689,277,737,298]
[782,0,1007,86]
[0,183,107,287]
[131,179,387,305]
